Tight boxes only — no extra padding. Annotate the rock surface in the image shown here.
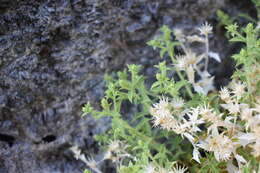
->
[0,0,256,172]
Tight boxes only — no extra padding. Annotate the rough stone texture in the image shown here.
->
[0,0,257,172]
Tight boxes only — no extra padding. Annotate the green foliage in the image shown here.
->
[82,102,93,116]
[83,170,91,173]
[217,10,234,28]
[147,25,180,58]
[82,26,194,172]
[226,23,260,97]
[83,62,191,168]
[226,23,260,66]
[217,1,259,38]
[81,23,260,173]
[151,61,188,97]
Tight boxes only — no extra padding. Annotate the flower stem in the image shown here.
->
[176,70,194,98]
[170,55,193,98]
[204,34,209,72]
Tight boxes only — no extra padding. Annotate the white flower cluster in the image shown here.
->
[150,79,260,171]
[71,140,133,173]
[103,140,135,164]
[219,81,260,159]
[70,146,102,173]
[150,96,203,143]
[174,22,221,95]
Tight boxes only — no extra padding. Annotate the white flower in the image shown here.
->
[221,102,240,115]
[175,55,188,70]
[172,163,188,173]
[219,87,232,103]
[108,140,121,153]
[192,146,201,163]
[237,132,255,147]
[240,107,254,129]
[234,154,247,164]
[197,132,234,161]
[198,22,213,35]
[223,116,238,130]
[144,164,155,173]
[175,51,200,71]
[199,105,219,123]
[172,97,185,110]
[152,114,178,131]
[185,49,198,66]
[71,146,101,173]
[186,107,204,133]
[150,97,187,131]
[150,97,172,117]
[85,156,98,170]
[167,107,204,144]
[173,28,185,42]
[193,76,215,95]
[231,81,246,98]
[70,146,82,160]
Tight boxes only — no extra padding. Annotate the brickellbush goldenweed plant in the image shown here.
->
[75,22,260,173]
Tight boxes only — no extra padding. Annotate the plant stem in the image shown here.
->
[176,70,193,98]
[169,46,194,98]
[115,118,162,149]
[169,56,194,98]
[204,34,209,72]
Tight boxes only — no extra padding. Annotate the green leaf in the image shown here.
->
[217,10,233,27]
[101,98,111,111]
[229,37,245,42]
[226,23,240,37]
[82,102,93,116]
[119,80,131,90]
[160,48,167,58]
[160,25,172,41]
[84,169,91,173]
[128,64,141,75]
